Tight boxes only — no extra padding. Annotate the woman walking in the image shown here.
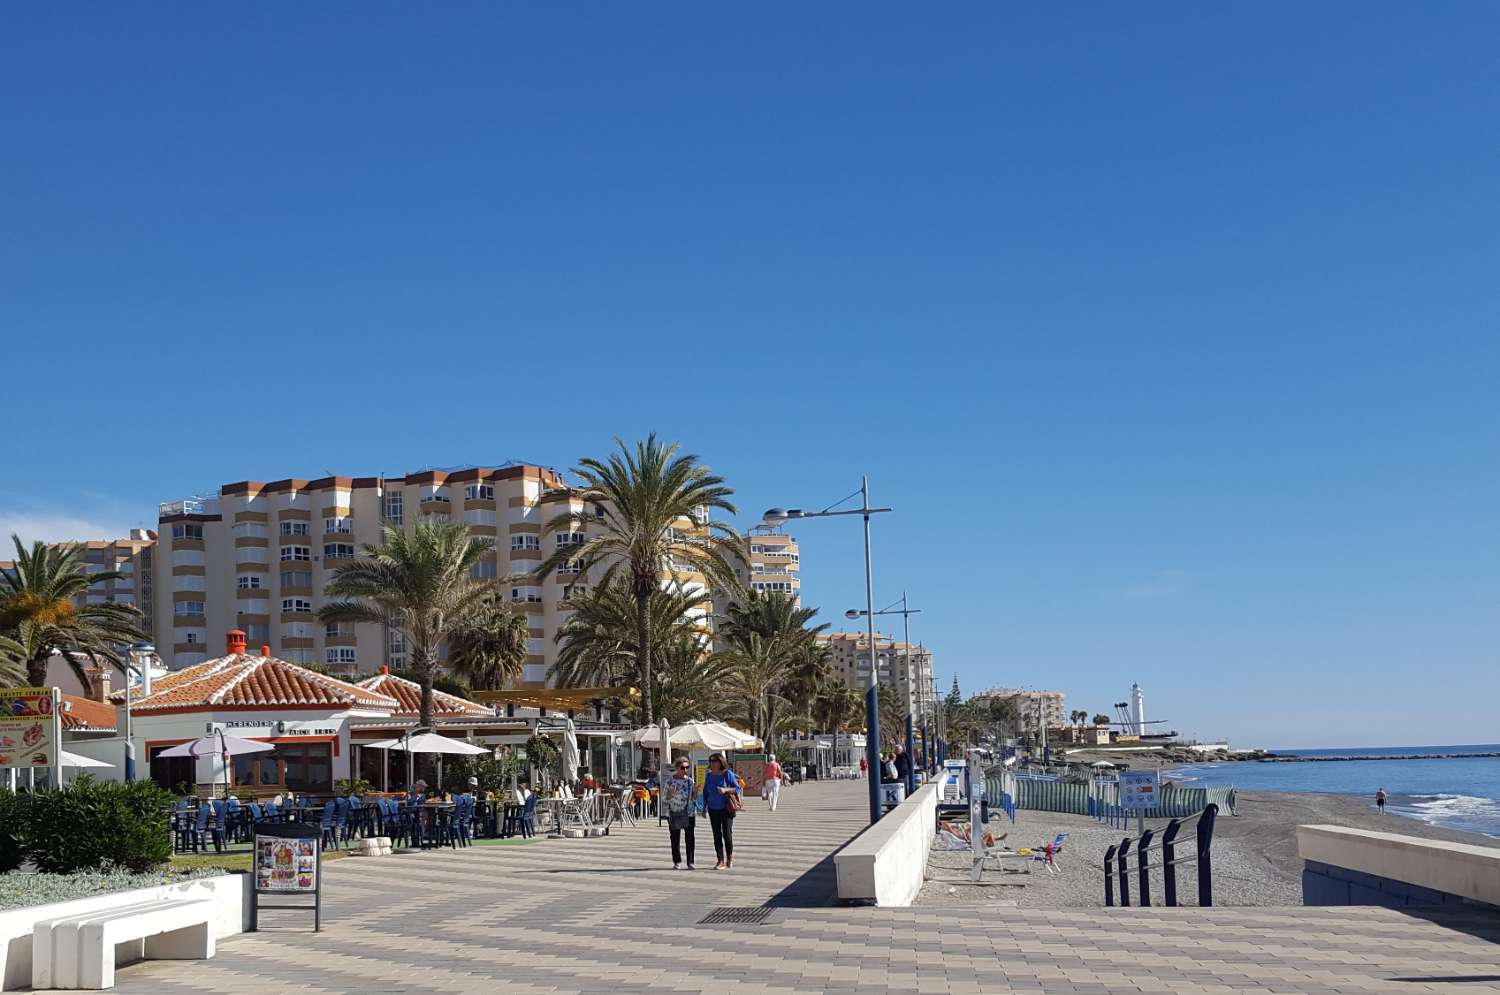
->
[663,756,697,870]
[703,752,742,869]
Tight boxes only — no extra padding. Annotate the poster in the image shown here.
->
[1120,769,1161,811]
[0,688,58,769]
[256,835,318,892]
[733,753,767,798]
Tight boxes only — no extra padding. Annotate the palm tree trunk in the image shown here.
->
[634,587,654,725]
[26,650,49,688]
[418,649,437,729]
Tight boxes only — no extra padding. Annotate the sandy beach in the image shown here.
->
[917,788,1500,909]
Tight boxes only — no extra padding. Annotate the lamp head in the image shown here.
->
[844,609,861,620]
[762,508,789,526]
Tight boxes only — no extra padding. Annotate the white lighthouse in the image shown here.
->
[1130,683,1146,737]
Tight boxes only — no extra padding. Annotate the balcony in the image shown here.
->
[160,495,220,518]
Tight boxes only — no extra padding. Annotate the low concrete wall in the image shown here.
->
[834,782,937,907]
[0,871,249,990]
[1298,825,1500,911]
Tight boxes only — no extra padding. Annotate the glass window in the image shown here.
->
[465,484,495,500]
[511,534,540,551]
[325,621,353,638]
[282,598,313,613]
[323,543,356,560]
[280,546,311,562]
[323,516,352,534]
[279,743,333,792]
[173,601,206,616]
[237,575,263,590]
[280,569,313,588]
[556,533,585,548]
[383,492,403,524]
[171,523,203,540]
[325,647,356,665]
[471,560,497,579]
[244,623,270,643]
[280,520,310,536]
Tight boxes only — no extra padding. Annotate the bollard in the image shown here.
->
[1117,836,1131,906]
[1197,803,1218,907]
[1161,818,1181,907]
[1137,830,1155,907]
[1103,844,1116,907]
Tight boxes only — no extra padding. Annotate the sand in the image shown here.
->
[915,789,1500,909]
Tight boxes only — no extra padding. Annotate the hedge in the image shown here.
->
[23,777,173,873]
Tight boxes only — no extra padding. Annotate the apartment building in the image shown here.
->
[0,530,157,643]
[972,687,1068,735]
[741,529,801,603]
[154,462,715,686]
[817,630,935,718]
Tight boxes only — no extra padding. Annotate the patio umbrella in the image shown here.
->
[561,719,581,787]
[658,718,670,817]
[58,751,114,785]
[364,731,489,793]
[628,720,761,752]
[157,733,275,798]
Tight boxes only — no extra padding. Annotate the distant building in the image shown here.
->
[741,529,801,603]
[973,687,1067,736]
[0,530,157,643]
[817,631,935,718]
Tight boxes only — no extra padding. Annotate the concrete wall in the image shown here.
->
[1298,825,1500,910]
[834,782,938,907]
[0,872,248,990]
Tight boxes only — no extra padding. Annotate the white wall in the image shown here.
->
[834,782,938,906]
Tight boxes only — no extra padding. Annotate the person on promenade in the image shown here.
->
[894,745,911,784]
[704,752,743,869]
[881,753,899,783]
[763,753,783,811]
[1376,787,1387,814]
[663,756,697,870]
[859,755,868,778]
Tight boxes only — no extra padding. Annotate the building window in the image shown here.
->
[326,648,357,666]
[279,742,333,792]
[280,521,310,536]
[174,601,206,616]
[237,575,263,590]
[280,546,311,562]
[282,598,313,614]
[463,508,496,526]
[511,587,543,604]
[511,534,540,551]
[465,484,495,501]
[184,631,199,644]
[561,584,588,603]
[280,569,313,588]
[471,561,497,580]
[384,492,403,525]
[171,523,203,540]
[388,630,406,654]
[244,623,269,644]
[324,517,352,534]
[233,522,268,539]
[556,559,583,574]
[325,622,353,639]
[556,533,585,549]
[323,543,356,560]
[593,504,607,520]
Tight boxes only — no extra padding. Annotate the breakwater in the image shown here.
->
[1259,752,1500,763]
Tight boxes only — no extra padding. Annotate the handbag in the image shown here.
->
[725,792,743,816]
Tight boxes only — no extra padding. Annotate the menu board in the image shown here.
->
[734,754,768,798]
[256,834,319,892]
[0,689,58,769]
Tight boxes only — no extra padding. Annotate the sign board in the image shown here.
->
[0,688,60,769]
[251,820,323,932]
[1119,769,1161,810]
[733,753,767,798]
[880,781,907,809]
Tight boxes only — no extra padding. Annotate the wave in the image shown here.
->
[1388,793,1500,838]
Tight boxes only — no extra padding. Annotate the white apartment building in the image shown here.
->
[0,530,157,644]
[741,529,801,603]
[973,687,1068,735]
[817,631,935,718]
[154,463,715,686]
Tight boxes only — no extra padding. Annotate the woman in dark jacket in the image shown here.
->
[702,752,742,869]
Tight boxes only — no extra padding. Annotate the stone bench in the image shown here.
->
[33,897,215,989]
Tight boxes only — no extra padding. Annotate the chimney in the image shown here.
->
[226,630,247,655]
[379,665,390,675]
[260,645,272,657]
[93,669,111,703]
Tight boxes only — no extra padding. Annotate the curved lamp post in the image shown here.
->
[764,476,891,825]
[847,592,923,794]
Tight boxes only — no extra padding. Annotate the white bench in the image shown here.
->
[33,897,215,989]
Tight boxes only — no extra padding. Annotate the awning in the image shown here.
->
[472,686,639,711]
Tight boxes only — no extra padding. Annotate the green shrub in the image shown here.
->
[0,791,28,872]
[26,777,172,873]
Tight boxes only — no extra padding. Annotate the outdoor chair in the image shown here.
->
[171,799,193,852]
[450,796,472,848]
[319,800,337,849]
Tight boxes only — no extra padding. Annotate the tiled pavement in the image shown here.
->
[81,781,1500,994]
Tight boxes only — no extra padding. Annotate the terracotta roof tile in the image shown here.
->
[60,694,117,732]
[111,654,399,713]
[355,673,493,717]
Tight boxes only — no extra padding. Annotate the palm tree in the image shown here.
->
[654,632,736,724]
[536,435,743,724]
[1091,713,1112,727]
[718,632,797,749]
[1070,709,1089,728]
[446,592,529,691]
[814,679,861,733]
[319,521,493,728]
[718,590,828,726]
[550,579,712,710]
[0,536,143,689]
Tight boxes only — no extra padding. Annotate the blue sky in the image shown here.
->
[3,4,1497,747]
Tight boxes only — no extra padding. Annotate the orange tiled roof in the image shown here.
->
[60,694,117,732]
[355,673,493,717]
[111,653,399,714]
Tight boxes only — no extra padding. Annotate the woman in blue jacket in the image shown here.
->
[703,752,742,869]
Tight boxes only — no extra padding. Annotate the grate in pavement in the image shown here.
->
[699,906,773,925]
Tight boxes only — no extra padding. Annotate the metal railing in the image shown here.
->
[1103,803,1217,907]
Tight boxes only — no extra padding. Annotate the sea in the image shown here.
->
[1164,744,1500,838]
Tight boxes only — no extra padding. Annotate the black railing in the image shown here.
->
[1103,803,1217,907]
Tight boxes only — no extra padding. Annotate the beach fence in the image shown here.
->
[1085,779,1237,826]
[1103,804,1219,907]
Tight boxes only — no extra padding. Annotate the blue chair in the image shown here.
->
[209,800,229,853]
[450,795,473,848]
[333,796,351,846]
[519,793,537,839]
[319,800,337,849]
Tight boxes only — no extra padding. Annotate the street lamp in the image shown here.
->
[123,642,157,782]
[764,477,891,825]
[847,593,923,793]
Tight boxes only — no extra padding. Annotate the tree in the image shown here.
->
[319,520,493,728]
[814,679,861,733]
[446,592,529,691]
[654,632,736,723]
[0,537,143,689]
[716,590,829,742]
[984,695,1021,741]
[1092,713,1112,726]
[536,435,743,725]
[1070,709,1089,728]
[718,632,796,749]
[876,684,904,749]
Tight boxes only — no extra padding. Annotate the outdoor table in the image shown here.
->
[415,803,456,848]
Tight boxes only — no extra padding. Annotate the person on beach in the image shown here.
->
[763,753,783,811]
[703,752,742,869]
[1376,787,1387,814]
[663,756,697,870]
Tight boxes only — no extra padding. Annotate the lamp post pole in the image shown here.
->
[124,642,156,783]
[846,593,923,797]
[763,478,892,825]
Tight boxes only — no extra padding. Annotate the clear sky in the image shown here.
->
[3,4,1497,748]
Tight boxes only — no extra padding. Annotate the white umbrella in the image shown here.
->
[363,731,489,794]
[561,719,581,787]
[60,751,114,768]
[157,733,274,798]
[628,720,760,752]
[658,718,671,819]
[1090,760,1116,768]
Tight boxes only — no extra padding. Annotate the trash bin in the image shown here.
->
[880,781,906,811]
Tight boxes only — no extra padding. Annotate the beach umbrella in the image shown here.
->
[561,718,581,786]
[627,720,761,752]
[158,733,274,798]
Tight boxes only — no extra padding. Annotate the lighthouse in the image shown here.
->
[1130,683,1146,737]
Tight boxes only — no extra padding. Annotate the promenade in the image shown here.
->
[95,780,1500,995]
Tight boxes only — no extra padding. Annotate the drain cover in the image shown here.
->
[699,906,773,925]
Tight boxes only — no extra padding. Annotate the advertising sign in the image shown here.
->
[733,753,767,798]
[251,820,323,932]
[0,688,60,769]
[1120,769,1161,810]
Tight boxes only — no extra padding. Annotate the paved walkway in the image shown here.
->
[88,781,1500,995]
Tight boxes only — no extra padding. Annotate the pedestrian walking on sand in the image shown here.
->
[663,756,697,870]
[704,752,742,869]
[763,753,783,811]
[1376,787,1387,814]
